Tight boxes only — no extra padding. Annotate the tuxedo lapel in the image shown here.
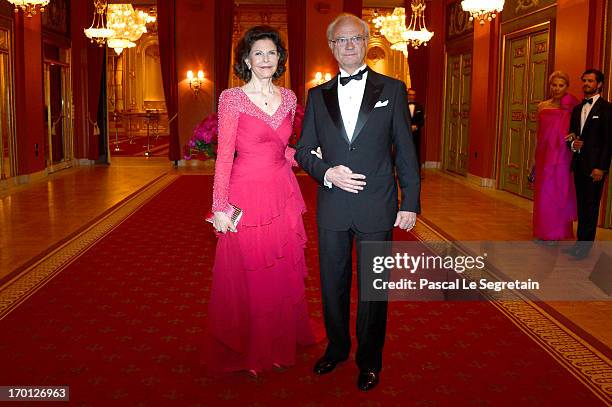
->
[582,98,604,136]
[322,77,350,145]
[351,72,384,145]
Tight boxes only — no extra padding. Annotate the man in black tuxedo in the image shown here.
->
[295,14,420,391]
[564,69,612,259]
[407,88,425,171]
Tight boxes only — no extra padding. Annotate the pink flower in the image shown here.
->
[193,113,218,144]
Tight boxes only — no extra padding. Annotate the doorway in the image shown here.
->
[443,51,472,175]
[499,24,551,198]
[43,46,73,172]
[0,24,15,182]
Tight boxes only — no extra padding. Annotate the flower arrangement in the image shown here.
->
[289,104,305,147]
[183,113,218,160]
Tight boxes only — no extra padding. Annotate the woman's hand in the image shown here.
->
[212,212,236,233]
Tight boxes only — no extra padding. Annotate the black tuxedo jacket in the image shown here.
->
[295,69,421,232]
[568,97,612,175]
[409,102,425,133]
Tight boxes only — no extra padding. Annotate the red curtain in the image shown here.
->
[215,0,234,108]
[343,0,363,18]
[157,0,181,162]
[287,0,306,106]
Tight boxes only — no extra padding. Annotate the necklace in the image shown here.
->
[249,82,274,107]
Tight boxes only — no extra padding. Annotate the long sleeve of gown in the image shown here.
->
[284,92,298,167]
[212,90,240,213]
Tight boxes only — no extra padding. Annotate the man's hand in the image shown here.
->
[212,212,236,233]
[411,124,418,132]
[325,165,366,193]
[591,168,604,182]
[572,138,584,151]
[394,211,417,231]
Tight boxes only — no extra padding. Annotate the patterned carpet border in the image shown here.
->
[411,220,612,404]
[0,174,180,320]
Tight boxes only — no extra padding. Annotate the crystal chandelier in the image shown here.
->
[106,4,156,55]
[6,0,50,17]
[373,7,410,56]
[461,0,505,25]
[84,0,115,46]
[373,4,434,56]
[405,0,434,49]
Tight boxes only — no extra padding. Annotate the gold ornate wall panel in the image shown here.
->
[443,52,472,175]
[42,0,69,38]
[446,1,473,42]
[499,25,550,198]
[0,22,15,182]
[43,44,74,172]
[501,0,556,22]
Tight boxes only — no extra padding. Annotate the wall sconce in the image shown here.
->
[187,70,205,97]
[315,72,332,85]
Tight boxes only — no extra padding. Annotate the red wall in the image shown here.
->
[176,0,215,155]
[70,0,89,160]
[421,0,445,165]
[555,0,591,97]
[14,14,44,175]
[468,19,500,179]
[305,0,342,93]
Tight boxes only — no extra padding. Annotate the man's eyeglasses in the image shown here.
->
[330,36,367,46]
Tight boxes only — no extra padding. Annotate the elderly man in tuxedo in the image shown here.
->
[295,13,420,391]
[564,69,612,259]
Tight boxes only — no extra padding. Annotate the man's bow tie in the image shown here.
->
[340,68,367,86]
[408,102,415,105]
[583,97,593,105]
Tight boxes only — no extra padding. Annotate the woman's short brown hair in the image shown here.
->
[233,25,287,82]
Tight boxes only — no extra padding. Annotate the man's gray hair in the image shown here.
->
[326,13,370,41]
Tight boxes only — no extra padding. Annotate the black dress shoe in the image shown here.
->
[357,369,380,391]
[313,356,346,375]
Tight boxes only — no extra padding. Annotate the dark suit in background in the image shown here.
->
[408,101,425,167]
[568,95,612,254]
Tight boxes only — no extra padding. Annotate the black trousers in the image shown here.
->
[574,171,606,249]
[318,226,392,372]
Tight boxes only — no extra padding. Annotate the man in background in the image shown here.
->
[565,69,612,260]
[408,88,425,176]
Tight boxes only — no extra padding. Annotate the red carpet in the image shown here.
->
[0,175,607,406]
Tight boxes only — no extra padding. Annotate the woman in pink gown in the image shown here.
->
[205,26,317,374]
[533,71,579,242]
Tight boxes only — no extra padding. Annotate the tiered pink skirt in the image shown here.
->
[204,162,318,374]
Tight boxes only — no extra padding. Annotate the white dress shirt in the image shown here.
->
[323,65,368,188]
[580,94,600,133]
[338,64,368,141]
[409,103,415,118]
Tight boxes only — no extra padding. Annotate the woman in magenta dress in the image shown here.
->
[205,26,317,375]
[533,71,579,242]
